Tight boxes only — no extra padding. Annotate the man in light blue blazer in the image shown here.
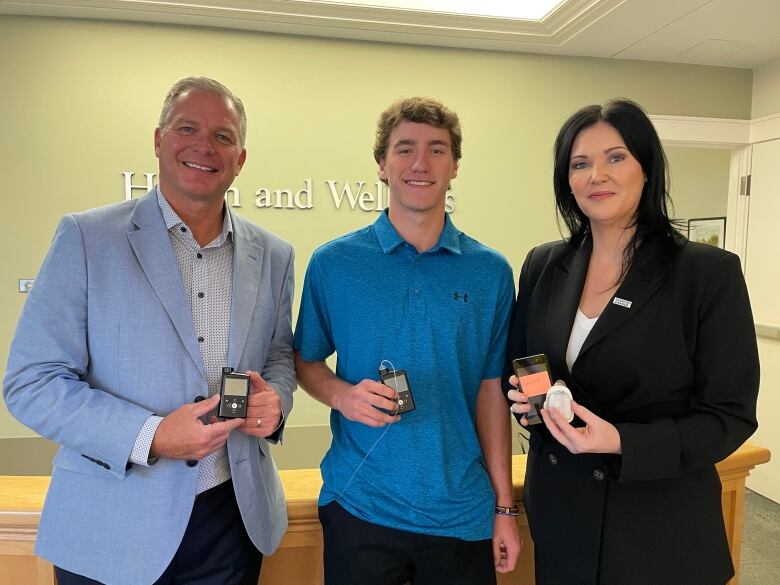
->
[3,77,296,585]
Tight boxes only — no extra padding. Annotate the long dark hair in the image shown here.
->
[553,98,681,282]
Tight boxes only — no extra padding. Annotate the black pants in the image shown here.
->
[55,480,262,585]
[318,501,496,585]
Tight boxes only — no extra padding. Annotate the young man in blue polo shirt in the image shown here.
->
[293,97,521,585]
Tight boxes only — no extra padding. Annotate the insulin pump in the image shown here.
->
[218,367,250,418]
[378,365,416,414]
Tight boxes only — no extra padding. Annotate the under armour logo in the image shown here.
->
[453,291,469,302]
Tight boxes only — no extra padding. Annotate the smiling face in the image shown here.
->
[379,121,458,217]
[154,89,246,209]
[568,121,646,230]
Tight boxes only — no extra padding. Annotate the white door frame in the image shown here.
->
[650,112,780,260]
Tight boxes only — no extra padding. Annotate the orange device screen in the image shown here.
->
[519,371,552,397]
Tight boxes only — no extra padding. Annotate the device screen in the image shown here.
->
[512,355,552,397]
[383,371,408,393]
[223,376,249,396]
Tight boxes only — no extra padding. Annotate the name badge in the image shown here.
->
[613,297,632,309]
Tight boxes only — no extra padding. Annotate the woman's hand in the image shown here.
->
[506,375,532,426]
[542,400,622,455]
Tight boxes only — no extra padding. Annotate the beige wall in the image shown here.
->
[666,146,731,221]
[752,57,780,118]
[0,15,751,445]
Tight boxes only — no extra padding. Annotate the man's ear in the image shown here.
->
[236,148,247,176]
[378,158,387,182]
[154,127,162,158]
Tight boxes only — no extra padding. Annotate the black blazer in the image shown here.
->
[505,235,759,585]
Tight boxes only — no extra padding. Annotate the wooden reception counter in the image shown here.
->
[0,442,770,585]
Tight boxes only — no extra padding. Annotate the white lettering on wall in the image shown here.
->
[123,172,156,201]
[256,179,313,210]
[326,180,388,211]
[226,186,241,207]
[445,193,455,213]
[121,172,455,212]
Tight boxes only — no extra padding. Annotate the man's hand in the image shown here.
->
[333,379,401,427]
[150,394,244,460]
[493,514,522,573]
[240,370,283,438]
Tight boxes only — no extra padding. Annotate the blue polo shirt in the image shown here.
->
[293,211,514,540]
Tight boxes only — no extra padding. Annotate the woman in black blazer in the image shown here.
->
[505,99,759,585]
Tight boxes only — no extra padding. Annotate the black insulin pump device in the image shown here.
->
[379,366,416,414]
[218,367,250,418]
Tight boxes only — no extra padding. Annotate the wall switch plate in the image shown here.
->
[18,279,34,293]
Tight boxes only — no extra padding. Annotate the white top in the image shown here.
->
[566,309,598,372]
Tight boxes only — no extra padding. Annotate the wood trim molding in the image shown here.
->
[649,114,751,148]
[650,112,780,148]
[750,112,780,144]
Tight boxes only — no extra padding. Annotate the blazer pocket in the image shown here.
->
[53,447,121,479]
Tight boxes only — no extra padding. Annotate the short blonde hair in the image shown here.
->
[159,77,247,148]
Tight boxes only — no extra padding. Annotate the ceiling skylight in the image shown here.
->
[314,0,564,20]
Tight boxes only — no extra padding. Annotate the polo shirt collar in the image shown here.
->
[373,209,462,255]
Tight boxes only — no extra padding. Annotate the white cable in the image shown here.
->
[335,359,398,503]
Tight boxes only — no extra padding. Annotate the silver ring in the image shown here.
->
[256,417,262,427]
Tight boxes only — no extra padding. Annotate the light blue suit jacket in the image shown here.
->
[3,189,296,585]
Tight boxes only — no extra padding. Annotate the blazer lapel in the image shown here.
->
[228,212,264,369]
[546,237,591,379]
[578,239,665,357]
[126,190,206,380]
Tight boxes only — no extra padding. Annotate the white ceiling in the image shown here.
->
[1,0,779,69]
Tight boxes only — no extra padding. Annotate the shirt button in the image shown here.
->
[548,454,558,466]
[197,292,204,298]
[593,468,605,481]
[180,226,187,233]
[197,336,204,343]
[196,252,203,259]
[186,460,197,467]
[413,287,420,294]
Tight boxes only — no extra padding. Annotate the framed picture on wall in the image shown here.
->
[688,217,726,249]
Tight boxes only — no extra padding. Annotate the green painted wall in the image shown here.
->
[666,146,732,221]
[752,57,780,118]
[0,15,750,446]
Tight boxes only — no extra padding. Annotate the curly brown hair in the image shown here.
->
[373,97,462,165]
